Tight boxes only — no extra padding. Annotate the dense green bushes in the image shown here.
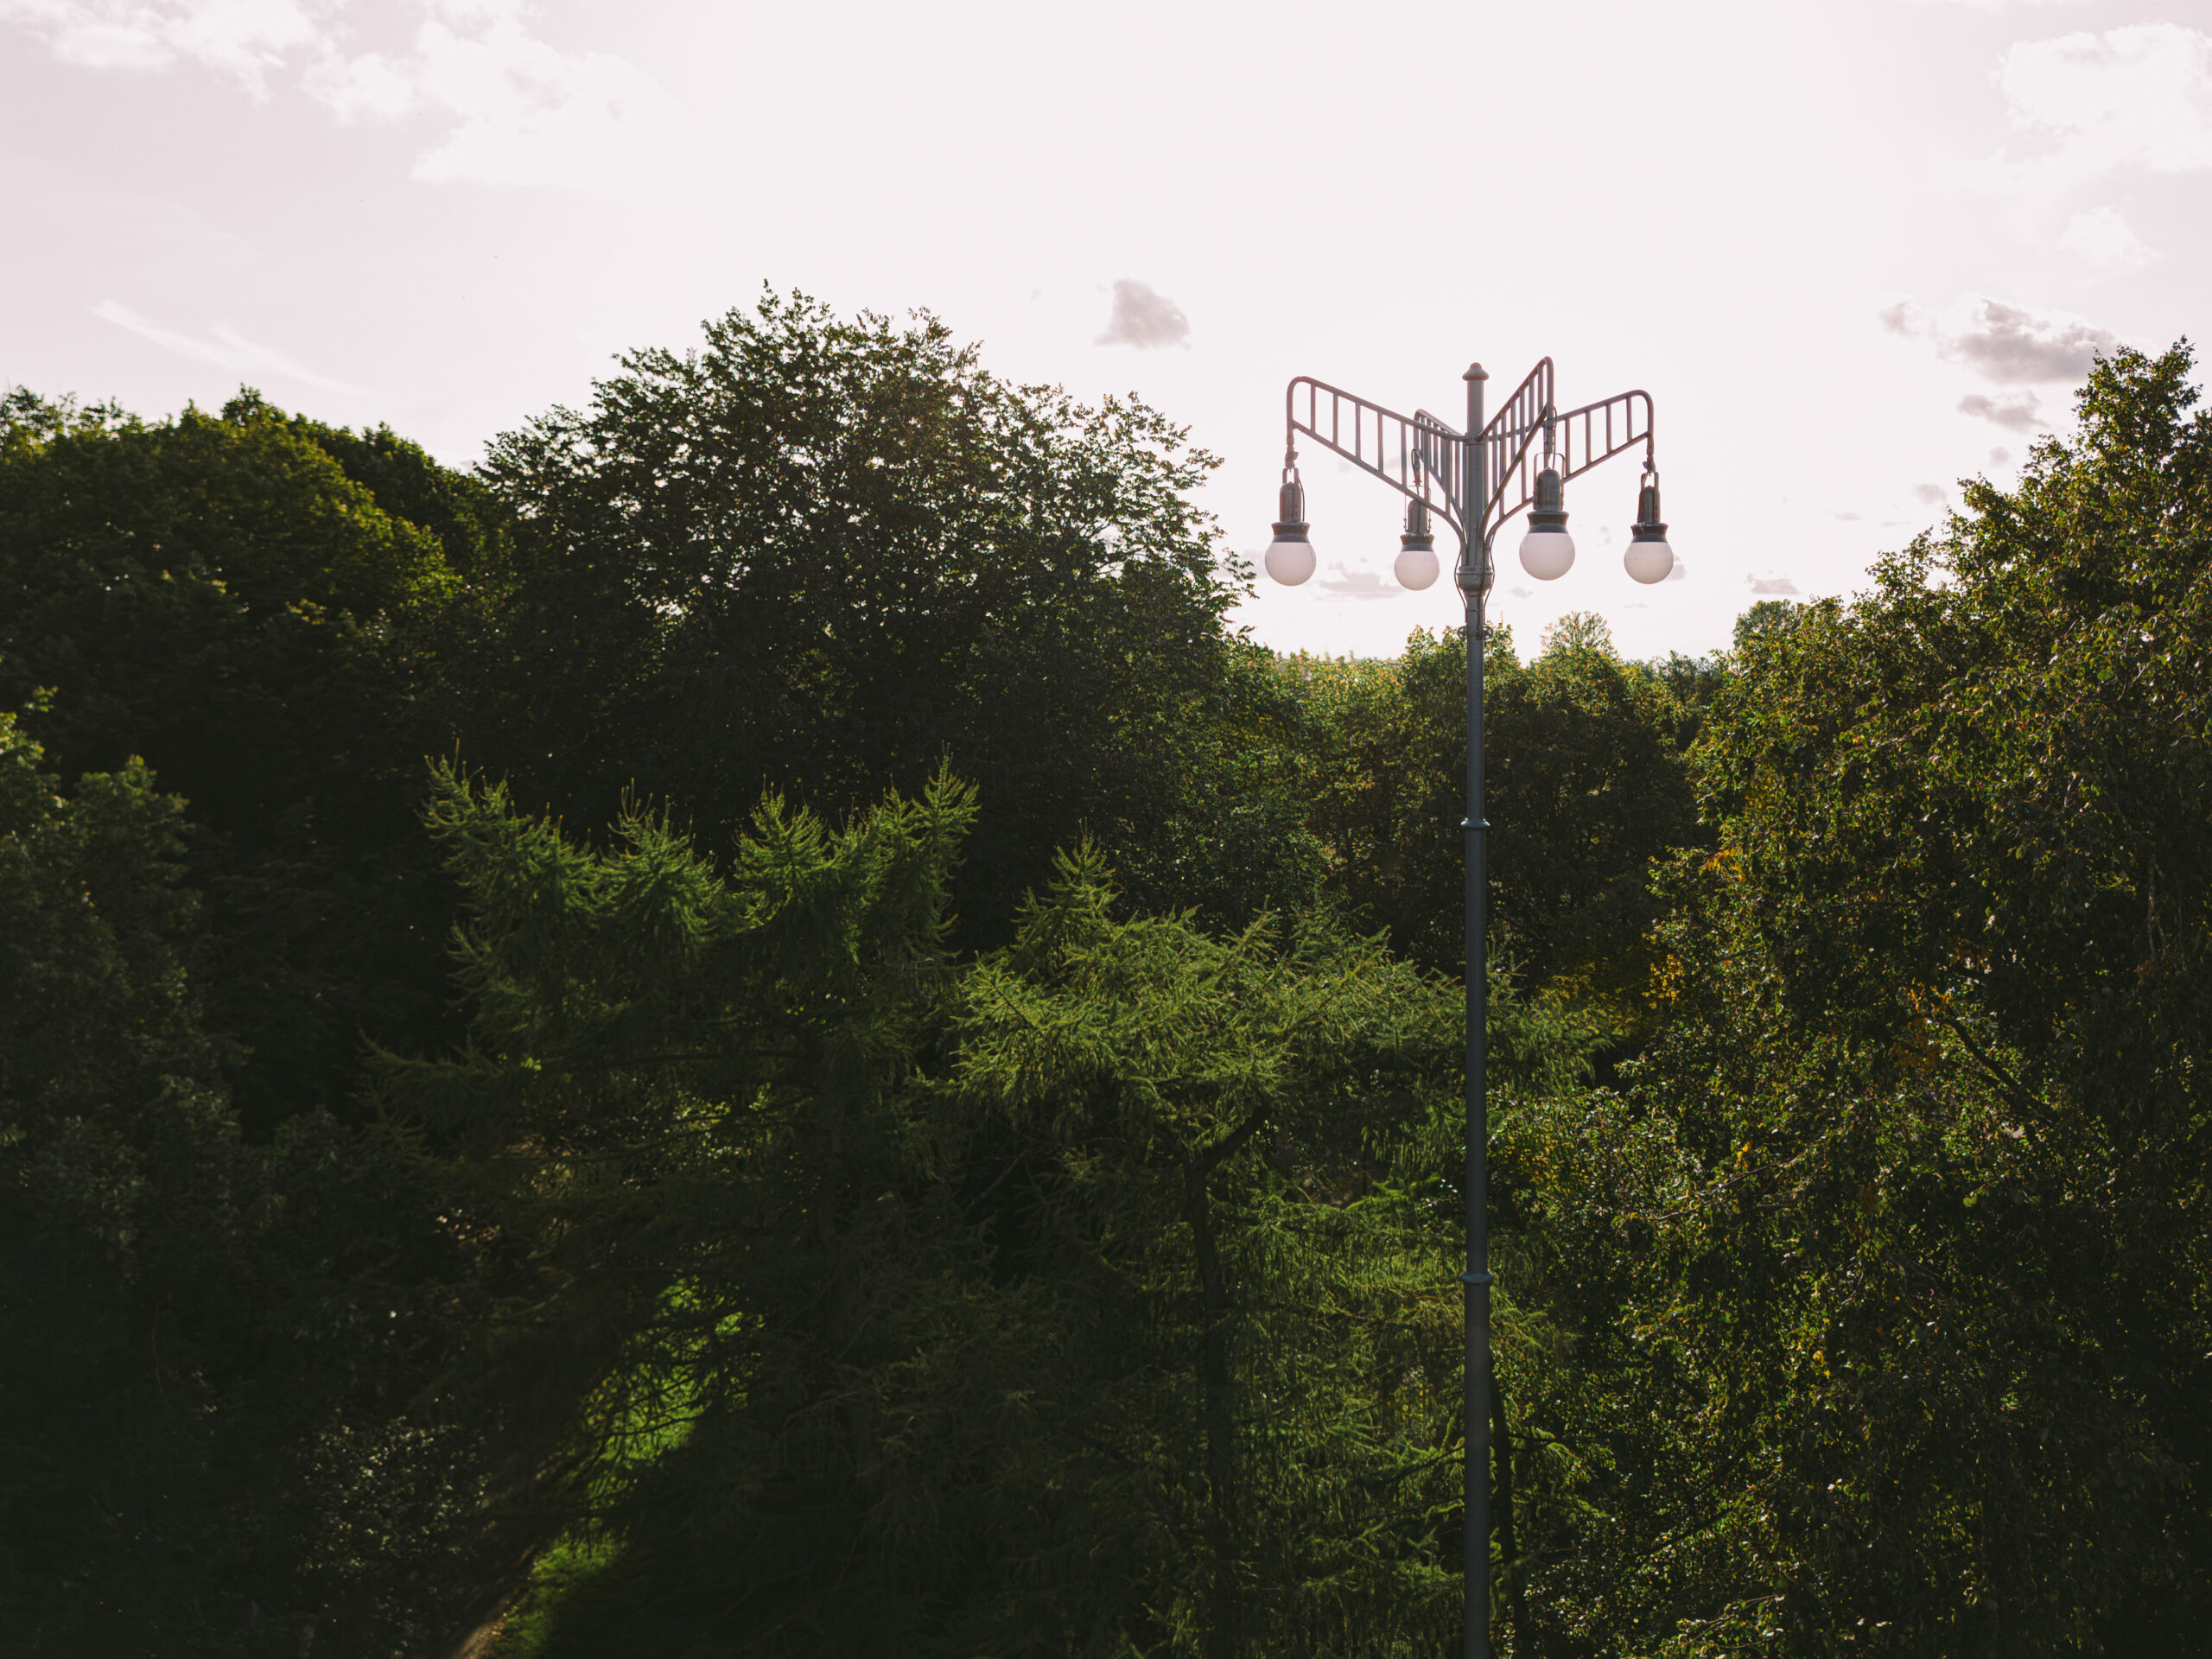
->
[0,709,478,1655]
[3,303,2206,1656]
[1486,345,2212,1656]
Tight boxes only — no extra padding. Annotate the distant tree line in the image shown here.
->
[1,295,2205,1657]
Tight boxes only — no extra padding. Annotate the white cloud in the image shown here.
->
[93,299,365,393]
[1314,562,1399,602]
[0,0,678,188]
[2057,205,2152,268]
[1096,279,1191,349]
[1999,24,2212,175]
[308,1,680,188]
[1958,391,2042,429]
[1907,0,2090,10]
[1746,575,1802,596]
[0,0,326,90]
[1882,293,2118,383]
[306,44,416,119]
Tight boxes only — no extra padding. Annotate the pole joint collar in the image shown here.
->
[1459,1270,1495,1287]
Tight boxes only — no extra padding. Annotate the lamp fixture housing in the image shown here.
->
[1395,496,1440,590]
[1623,474,1673,585]
[1517,462,1575,581]
[1264,475,1316,586]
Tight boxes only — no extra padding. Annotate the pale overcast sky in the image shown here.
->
[3,0,2207,659]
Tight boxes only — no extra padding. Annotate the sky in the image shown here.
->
[3,0,2208,661]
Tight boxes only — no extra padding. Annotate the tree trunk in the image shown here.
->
[1185,1155,1238,1655]
[818,1099,899,1658]
[1491,1371,1529,1657]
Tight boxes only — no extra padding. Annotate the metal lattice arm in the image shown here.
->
[1484,388,1654,541]
[1286,376,1466,535]
[1283,359,1655,550]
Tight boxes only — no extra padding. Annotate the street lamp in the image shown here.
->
[1624,468,1674,585]
[1264,468,1318,586]
[1263,359,1671,1659]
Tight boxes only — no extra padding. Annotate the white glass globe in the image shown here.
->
[1518,527,1576,582]
[1264,535,1316,586]
[1394,543,1440,591]
[1624,537,1674,585]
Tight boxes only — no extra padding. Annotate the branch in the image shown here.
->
[1932,1008,2046,1134]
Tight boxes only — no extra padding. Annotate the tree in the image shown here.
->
[373,760,1599,1658]
[1277,619,1706,1022]
[468,290,1294,944]
[0,705,480,1657]
[1502,345,2212,1656]
[0,388,490,1132]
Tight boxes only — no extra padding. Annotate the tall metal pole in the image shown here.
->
[1460,362,1492,1659]
[1273,353,1662,1655]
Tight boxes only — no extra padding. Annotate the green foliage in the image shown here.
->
[12,296,2209,1659]
[1731,596,1802,653]
[372,766,1599,1657]
[467,290,1297,942]
[0,707,478,1656]
[1274,617,1707,1018]
[0,386,486,1129]
[1503,345,2212,1656]
[944,851,1471,1657]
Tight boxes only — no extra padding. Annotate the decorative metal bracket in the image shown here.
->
[1285,375,1469,537]
[1285,356,1654,551]
[1485,387,1654,544]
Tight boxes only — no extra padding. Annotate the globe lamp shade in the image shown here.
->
[1395,539,1440,590]
[1624,535,1674,584]
[1266,532,1317,586]
[1518,525,1575,581]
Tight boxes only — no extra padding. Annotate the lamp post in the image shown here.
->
[1262,359,1671,1659]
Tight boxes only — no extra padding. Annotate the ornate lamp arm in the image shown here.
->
[1286,358,1654,556]
[1285,375,1471,539]
[1270,356,1668,600]
[1482,388,1655,543]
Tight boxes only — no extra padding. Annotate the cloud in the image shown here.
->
[1990,446,2012,462]
[1096,279,1190,349]
[1883,293,2117,383]
[0,0,325,92]
[1958,391,2042,430]
[1664,560,1687,583]
[93,299,365,394]
[1746,575,1801,596]
[1944,299,2113,381]
[1314,563,1400,602]
[308,2,679,188]
[1907,0,2090,10]
[1506,585,1533,601]
[2058,206,2152,268]
[0,0,677,188]
[1829,509,1863,522]
[1911,483,1948,505]
[1999,25,2212,175]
